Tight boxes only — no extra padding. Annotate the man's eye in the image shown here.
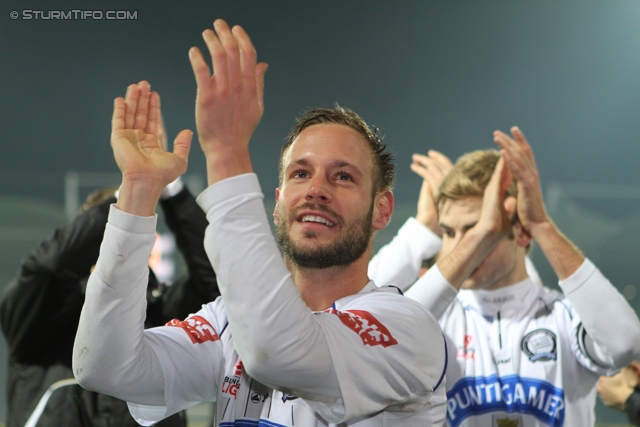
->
[444,230,455,238]
[293,171,308,179]
[337,172,353,181]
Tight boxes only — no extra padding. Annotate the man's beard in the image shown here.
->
[276,202,374,269]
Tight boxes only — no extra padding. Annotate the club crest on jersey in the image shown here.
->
[328,309,398,347]
[493,415,522,426]
[521,329,557,362]
[166,315,219,344]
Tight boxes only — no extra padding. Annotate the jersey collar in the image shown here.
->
[457,277,537,317]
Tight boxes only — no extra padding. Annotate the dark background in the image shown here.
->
[1,0,640,424]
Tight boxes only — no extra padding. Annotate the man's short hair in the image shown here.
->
[279,105,395,195]
[436,149,517,210]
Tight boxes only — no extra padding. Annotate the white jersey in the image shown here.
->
[74,176,448,427]
[369,217,640,427]
[130,283,447,426]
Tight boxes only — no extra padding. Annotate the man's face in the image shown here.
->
[439,196,523,290]
[274,123,391,269]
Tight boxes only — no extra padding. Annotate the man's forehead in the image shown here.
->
[283,123,373,166]
[439,196,483,222]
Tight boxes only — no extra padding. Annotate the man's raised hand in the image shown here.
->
[112,81,192,216]
[476,155,516,241]
[493,127,548,233]
[189,20,268,185]
[411,150,453,235]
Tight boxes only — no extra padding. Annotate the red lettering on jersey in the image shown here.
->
[234,359,244,377]
[221,378,239,398]
[328,309,398,347]
[464,334,472,348]
[166,315,219,344]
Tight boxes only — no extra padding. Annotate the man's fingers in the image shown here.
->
[427,150,454,173]
[124,84,139,129]
[134,81,151,130]
[488,156,512,195]
[146,91,161,138]
[511,126,531,150]
[157,110,167,151]
[234,25,258,86]
[112,97,126,133]
[495,131,530,179]
[189,47,212,90]
[214,20,240,90]
[202,28,227,86]
[255,62,268,113]
[410,162,429,180]
[173,129,193,162]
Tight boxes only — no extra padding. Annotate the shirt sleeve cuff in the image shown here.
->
[402,218,442,249]
[196,173,261,212]
[558,258,597,295]
[108,204,157,235]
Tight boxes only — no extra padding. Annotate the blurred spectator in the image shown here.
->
[599,361,640,426]
[0,179,219,427]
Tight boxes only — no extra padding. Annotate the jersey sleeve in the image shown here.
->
[405,263,458,319]
[368,217,442,290]
[307,291,447,422]
[127,301,225,425]
[73,205,168,407]
[196,174,445,423]
[559,258,640,372]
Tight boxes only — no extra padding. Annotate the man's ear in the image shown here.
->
[372,190,394,231]
[273,188,281,227]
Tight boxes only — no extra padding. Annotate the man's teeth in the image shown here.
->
[301,215,334,226]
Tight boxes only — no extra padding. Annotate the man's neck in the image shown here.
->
[286,256,371,311]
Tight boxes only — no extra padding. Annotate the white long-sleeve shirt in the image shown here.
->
[369,217,640,426]
[73,174,448,426]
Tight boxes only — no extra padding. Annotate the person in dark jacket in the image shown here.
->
[599,361,640,427]
[0,178,219,427]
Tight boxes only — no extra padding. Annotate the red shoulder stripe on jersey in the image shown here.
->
[327,309,398,347]
[166,315,220,344]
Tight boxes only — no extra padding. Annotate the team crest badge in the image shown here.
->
[492,414,522,426]
[521,329,557,362]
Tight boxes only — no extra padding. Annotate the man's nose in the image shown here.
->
[305,176,332,203]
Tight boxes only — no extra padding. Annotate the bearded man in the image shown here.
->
[72,19,448,427]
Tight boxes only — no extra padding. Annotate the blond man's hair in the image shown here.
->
[436,150,517,210]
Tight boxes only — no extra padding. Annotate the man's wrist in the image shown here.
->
[528,219,556,240]
[116,178,164,217]
[204,146,254,185]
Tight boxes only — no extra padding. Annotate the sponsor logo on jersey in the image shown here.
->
[521,329,557,362]
[457,334,475,360]
[327,309,398,347]
[446,374,565,427]
[481,295,515,304]
[493,415,522,426]
[166,315,219,344]
[251,392,268,404]
[221,375,240,398]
